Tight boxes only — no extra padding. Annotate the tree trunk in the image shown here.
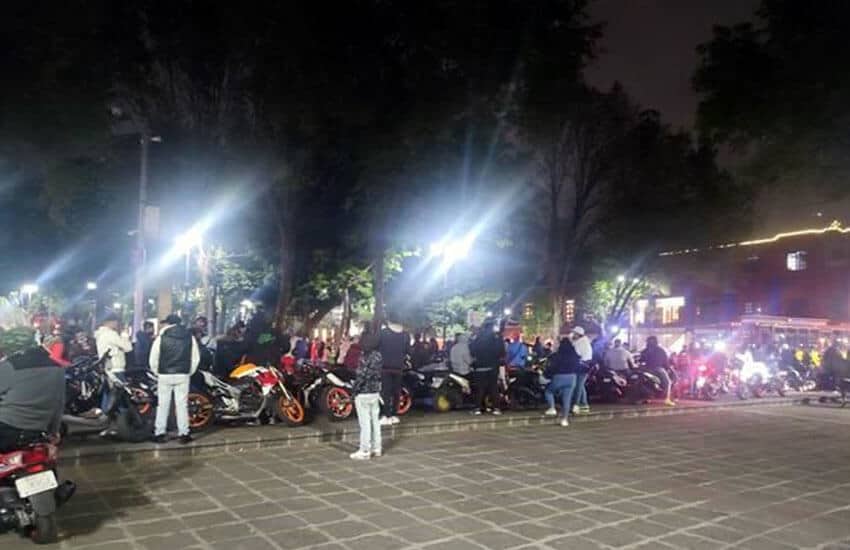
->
[274,217,294,329]
[550,291,563,343]
[199,251,214,327]
[337,287,351,344]
[372,246,386,326]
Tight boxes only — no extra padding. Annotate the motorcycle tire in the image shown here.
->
[187,392,215,432]
[508,386,539,410]
[396,387,413,416]
[115,409,153,443]
[30,513,58,545]
[320,386,353,421]
[434,387,459,413]
[276,394,306,427]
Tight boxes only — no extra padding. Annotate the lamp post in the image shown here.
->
[430,235,474,343]
[86,282,98,331]
[20,284,38,309]
[175,228,203,315]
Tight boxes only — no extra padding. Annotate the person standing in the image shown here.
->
[94,314,134,413]
[134,321,155,370]
[570,326,593,415]
[150,314,200,444]
[350,330,382,460]
[450,333,473,376]
[469,321,505,415]
[378,318,409,426]
[543,337,581,427]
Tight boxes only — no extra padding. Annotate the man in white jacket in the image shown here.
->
[150,314,200,444]
[94,314,133,374]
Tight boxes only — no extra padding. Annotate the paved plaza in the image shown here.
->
[4,403,850,549]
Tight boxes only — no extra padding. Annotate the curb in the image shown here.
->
[59,397,802,465]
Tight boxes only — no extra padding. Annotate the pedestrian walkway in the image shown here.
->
[62,395,802,464]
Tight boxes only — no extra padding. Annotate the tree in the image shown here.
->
[694,1,850,215]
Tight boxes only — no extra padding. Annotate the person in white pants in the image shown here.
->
[149,314,200,444]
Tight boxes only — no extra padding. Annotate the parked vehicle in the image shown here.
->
[61,353,156,442]
[0,435,75,544]
[297,362,355,421]
[505,366,547,410]
[187,363,305,431]
[585,364,628,404]
[432,367,508,412]
[625,364,678,405]
[694,363,722,401]
[399,358,447,412]
[776,363,816,392]
[735,357,785,399]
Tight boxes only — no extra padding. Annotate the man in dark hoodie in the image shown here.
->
[150,315,200,444]
[378,316,410,426]
[0,327,65,451]
[469,321,505,415]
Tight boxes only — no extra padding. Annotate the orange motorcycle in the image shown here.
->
[187,363,305,431]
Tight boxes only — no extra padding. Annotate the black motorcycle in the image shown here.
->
[61,352,156,442]
[505,363,547,410]
[625,363,678,405]
[585,364,628,403]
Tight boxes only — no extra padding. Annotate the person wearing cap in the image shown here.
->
[570,326,593,415]
[150,314,200,444]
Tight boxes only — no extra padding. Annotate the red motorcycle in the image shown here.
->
[0,436,75,544]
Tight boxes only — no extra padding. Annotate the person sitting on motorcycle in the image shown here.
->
[603,339,634,373]
[639,336,675,406]
[506,335,528,371]
[0,327,65,452]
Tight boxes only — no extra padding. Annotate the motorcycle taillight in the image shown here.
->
[0,451,24,475]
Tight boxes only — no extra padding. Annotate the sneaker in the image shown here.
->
[372,450,382,458]
[491,408,502,416]
[178,434,193,445]
[379,416,393,426]
[390,416,400,425]
[544,407,557,417]
[350,450,371,461]
[571,405,580,415]
[664,399,676,407]
[472,410,483,416]
[560,417,569,427]
[579,406,591,415]
[152,434,168,444]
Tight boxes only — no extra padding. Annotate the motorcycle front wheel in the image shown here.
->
[396,387,413,416]
[187,392,215,431]
[320,387,353,421]
[276,394,306,427]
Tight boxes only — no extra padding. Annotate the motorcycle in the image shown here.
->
[776,363,816,392]
[693,363,722,401]
[187,363,306,431]
[625,364,678,405]
[0,435,75,545]
[585,364,628,404]
[297,362,355,421]
[505,364,547,410]
[61,353,156,442]
[736,356,785,399]
[400,359,447,412]
[432,366,508,412]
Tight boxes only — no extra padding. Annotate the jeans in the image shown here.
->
[155,374,190,436]
[473,368,499,411]
[100,371,126,412]
[572,371,589,408]
[545,374,577,417]
[381,371,401,417]
[355,393,381,453]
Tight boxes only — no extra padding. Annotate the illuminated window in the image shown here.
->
[563,299,575,324]
[786,251,807,271]
[523,303,534,319]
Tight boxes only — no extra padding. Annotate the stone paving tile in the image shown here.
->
[7,405,850,550]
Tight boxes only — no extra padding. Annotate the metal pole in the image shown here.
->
[183,251,190,309]
[132,132,148,339]
[442,270,448,344]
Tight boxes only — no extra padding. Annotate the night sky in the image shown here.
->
[586,0,759,129]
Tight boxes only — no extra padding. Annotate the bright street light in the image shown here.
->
[632,278,640,284]
[175,227,203,254]
[503,307,512,316]
[113,302,122,309]
[86,281,98,291]
[241,299,255,309]
[430,234,475,267]
[616,275,626,283]
[21,284,39,295]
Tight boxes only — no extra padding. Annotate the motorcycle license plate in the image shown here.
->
[15,470,57,498]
